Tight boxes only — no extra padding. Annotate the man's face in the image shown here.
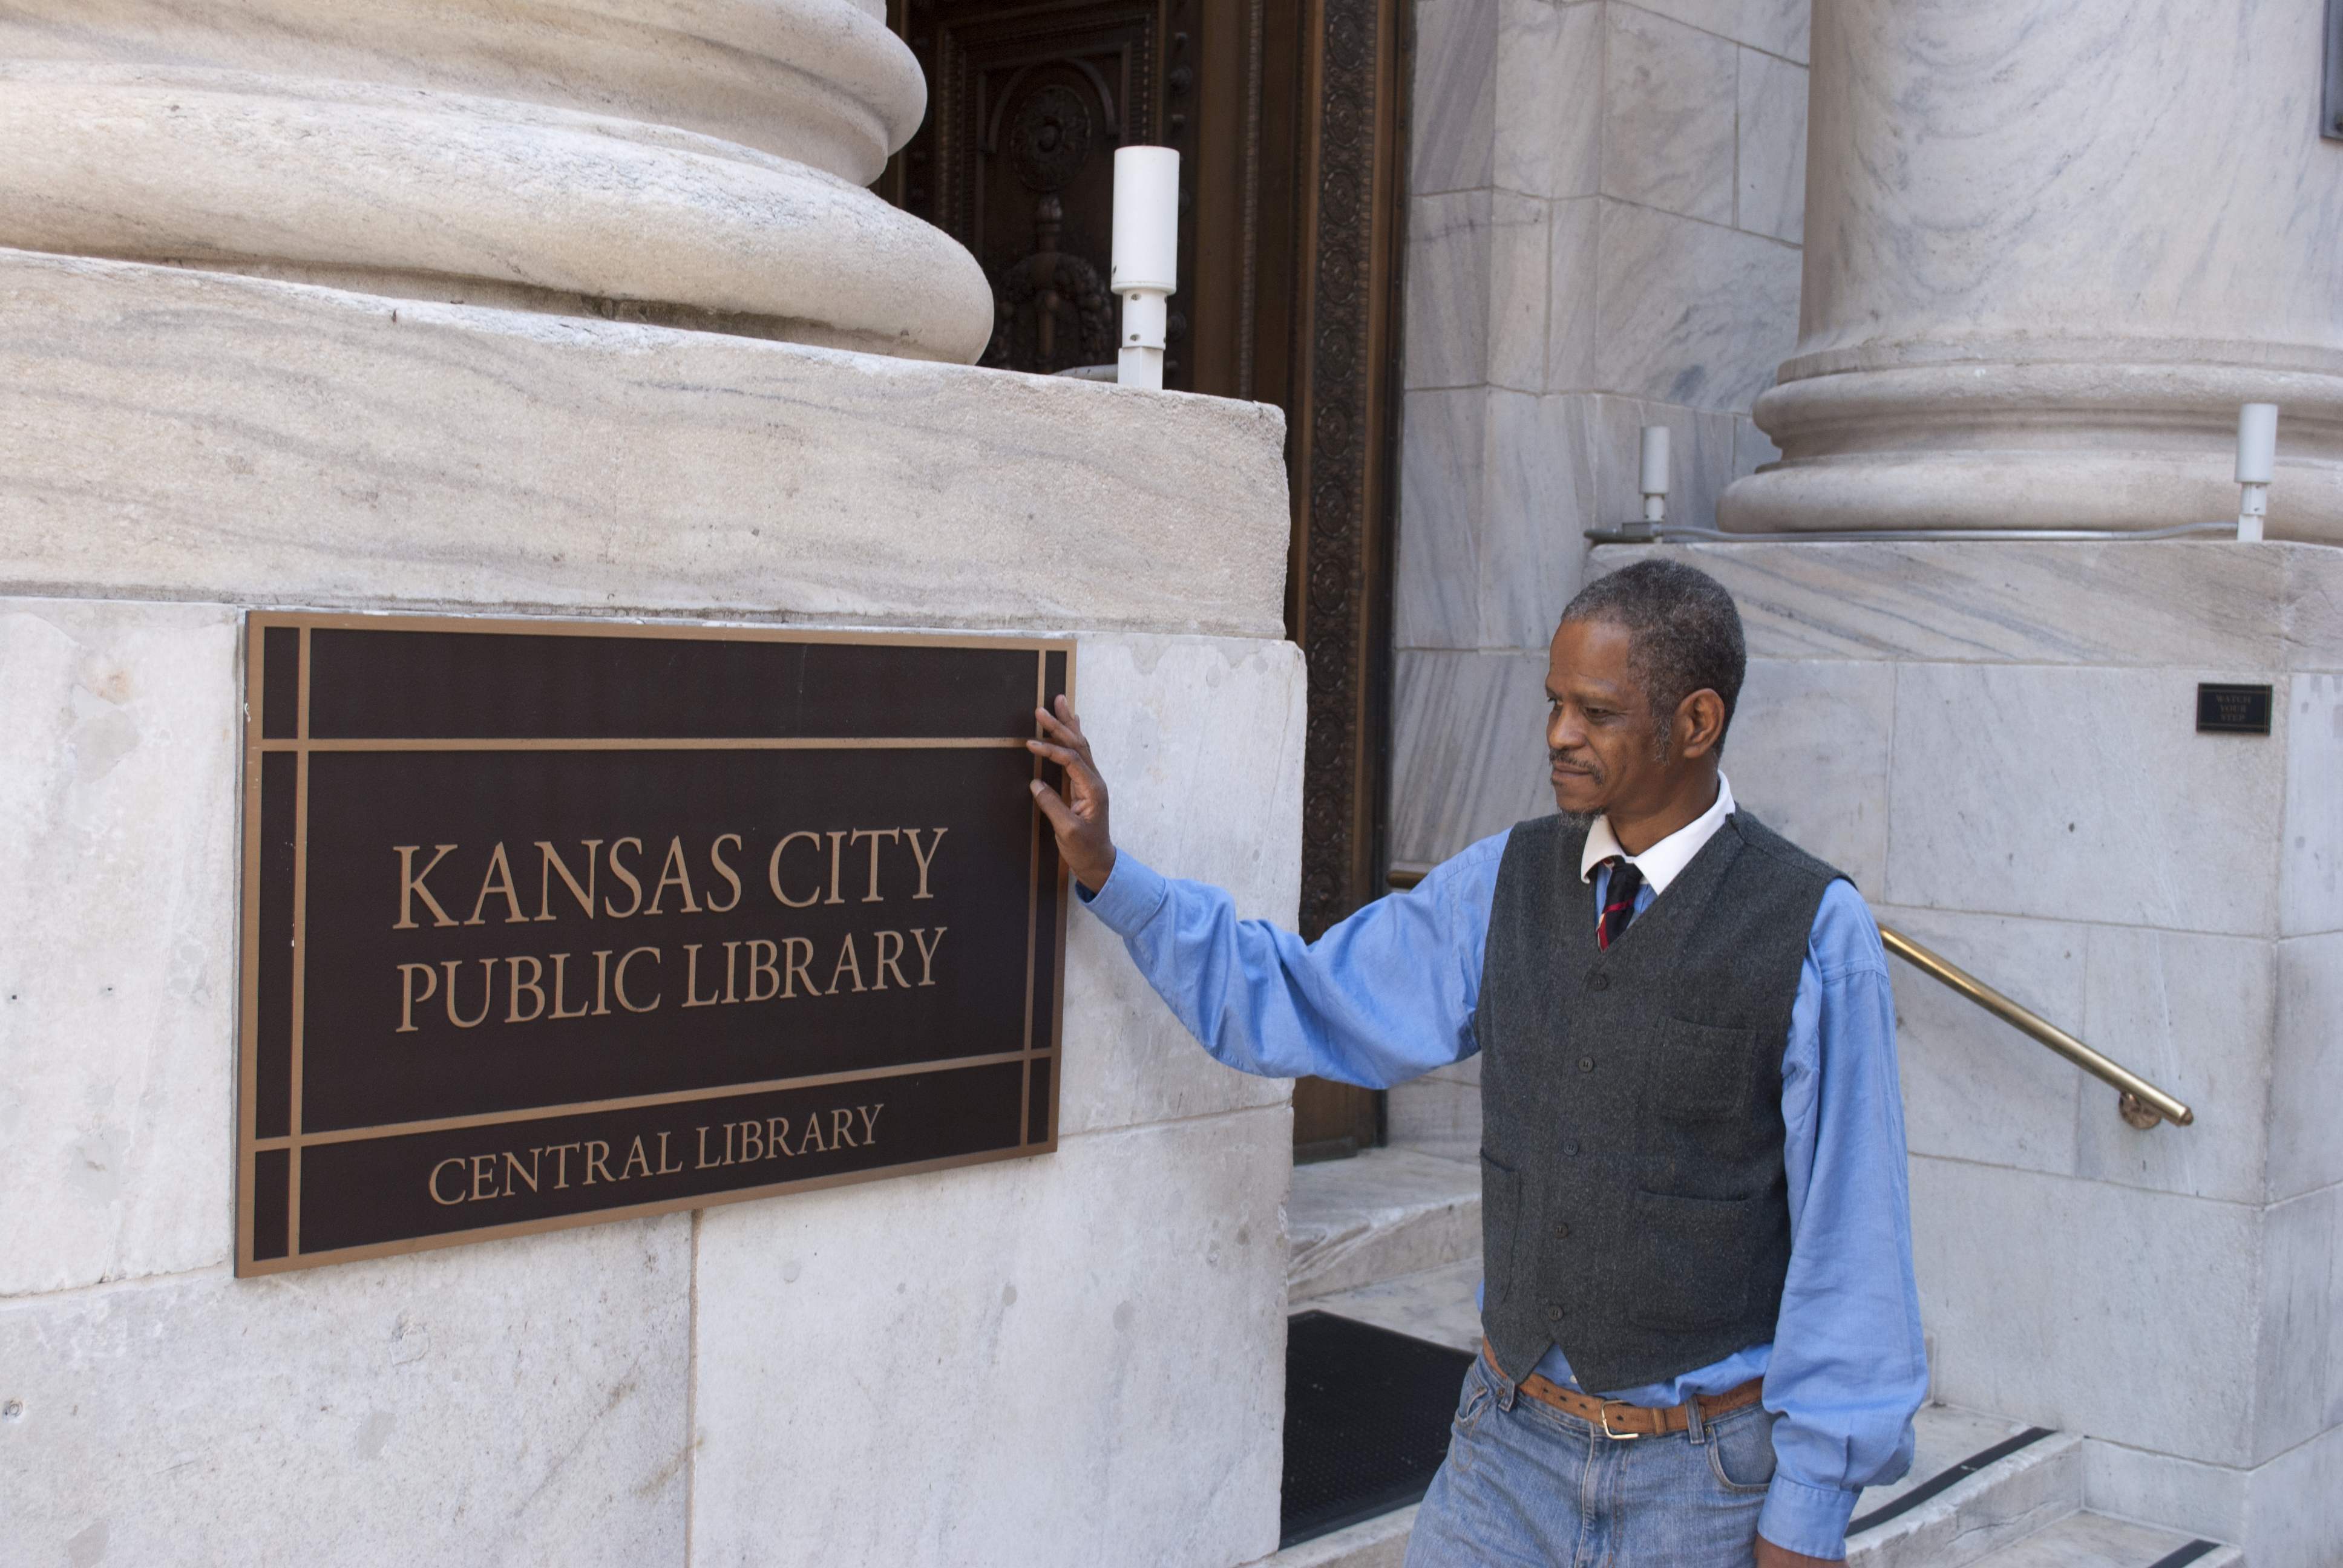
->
[1544,618,1664,820]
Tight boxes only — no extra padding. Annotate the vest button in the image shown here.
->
[1550,1222,1571,1239]
[1589,973,1610,991]
[1545,1304,1565,1322]
[1578,1056,1595,1073]
[1562,1140,1581,1156]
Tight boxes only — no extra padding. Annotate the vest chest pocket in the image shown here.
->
[1653,1018,1758,1122]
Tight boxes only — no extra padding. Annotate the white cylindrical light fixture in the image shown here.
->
[2235,402,2278,542]
[1639,426,1671,524]
[1112,145,1179,391]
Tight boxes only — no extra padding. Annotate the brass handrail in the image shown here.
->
[1876,924,2194,1129]
[1385,866,2194,1129]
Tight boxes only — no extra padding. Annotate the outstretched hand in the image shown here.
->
[1027,696,1118,895]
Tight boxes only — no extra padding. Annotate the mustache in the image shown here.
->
[1549,748,1604,783]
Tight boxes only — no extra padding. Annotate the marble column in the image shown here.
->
[1719,0,2343,540]
[0,0,992,361]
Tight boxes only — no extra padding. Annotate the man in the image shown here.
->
[1028,558,1925,1566]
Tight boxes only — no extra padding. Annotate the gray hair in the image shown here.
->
[1559,559,1746,756]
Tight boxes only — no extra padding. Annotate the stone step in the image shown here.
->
[1252,1505,1416,1568]
[1962,1512,2243,1568]
[1286,1149,1480,1303]
[1847,1414,2083,1568]
[1297,1258,1484,1354]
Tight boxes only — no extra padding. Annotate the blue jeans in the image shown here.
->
[1404,1354,1778,1567]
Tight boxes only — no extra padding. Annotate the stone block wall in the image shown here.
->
[1388,0,1810,1152]
[1391,0,1808,873]
[0,249,1305,1567]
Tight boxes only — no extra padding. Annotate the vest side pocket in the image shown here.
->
[1480,1151,1521,1305]
[1627,1189,1757,1328]
[1654,1018,1758,1122]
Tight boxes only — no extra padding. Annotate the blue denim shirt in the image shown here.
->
[1080,829,1927,1557]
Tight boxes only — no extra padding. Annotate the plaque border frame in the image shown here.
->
[234,612,1075,1277]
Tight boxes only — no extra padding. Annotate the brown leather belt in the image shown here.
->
[1482,1341,1763,1440]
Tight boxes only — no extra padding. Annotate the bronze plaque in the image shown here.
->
[236,614,1072,1275]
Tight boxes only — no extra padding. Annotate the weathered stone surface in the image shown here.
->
[0,1217,692,1567]
[2272,931,2343,1203]
[1384,1053,1484,1166]
[2083,1423,2343,1568]
[0,250,1292,638]
[1883,906,2088,1181]
[1386,648,1550,871]
[1060,635,1305,1138]
[690,1108,1289,1568]
[0,0,920,181]
[1911,1156,2261,1468]
[2281,671,2343,937]
[1303,1258,1484,1354]
[0,0,995,359]
[1886,661,2287,933]
[0,599,243,1296]
[1287,1148,1481,1302]
[1723,656,1893,893]
[0,67,991,363]
[1599,540,2316,671]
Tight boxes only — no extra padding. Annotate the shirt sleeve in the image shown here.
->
[1758,880,1930,1560]
[1076,834,1505,1087]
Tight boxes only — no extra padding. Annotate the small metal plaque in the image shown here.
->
[237,614,1072,1275]
[2195,683,2273,735]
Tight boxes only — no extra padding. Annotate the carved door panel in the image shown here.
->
[882,0,1409,1148]
[885,0,1190,384]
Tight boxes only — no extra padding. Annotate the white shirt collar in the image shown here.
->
[1578,773,1736,896]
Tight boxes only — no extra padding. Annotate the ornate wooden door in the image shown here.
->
[880,0,1409,1157]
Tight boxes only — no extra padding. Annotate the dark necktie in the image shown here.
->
[1598,858,1644,951]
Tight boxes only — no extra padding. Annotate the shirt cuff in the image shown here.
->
[1073,851,1169,936]
[1758,1474,1858,1562]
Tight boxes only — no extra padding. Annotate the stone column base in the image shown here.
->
[1722,357,2343,542]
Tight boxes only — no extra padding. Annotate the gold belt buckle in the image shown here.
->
[1597,1400,1642,1441]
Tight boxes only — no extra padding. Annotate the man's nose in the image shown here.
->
[1547,705,1579,751]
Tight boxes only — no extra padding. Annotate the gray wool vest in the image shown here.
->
[1475,809,1844,1394]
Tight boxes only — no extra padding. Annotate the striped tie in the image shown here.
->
[1598,858,1644,951]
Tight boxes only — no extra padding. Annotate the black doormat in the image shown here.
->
[1280,1310,1476,1548]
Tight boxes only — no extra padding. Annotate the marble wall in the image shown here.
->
[1601,539,2343,1568]
[1390,0,1808,880]
[0,252,1305,1566]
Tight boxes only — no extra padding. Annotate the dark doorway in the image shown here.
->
[881,0,1410,1146]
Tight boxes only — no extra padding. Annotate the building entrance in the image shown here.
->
[880,0,1409,1156]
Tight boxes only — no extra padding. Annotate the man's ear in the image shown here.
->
[1674,688,1728,761]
